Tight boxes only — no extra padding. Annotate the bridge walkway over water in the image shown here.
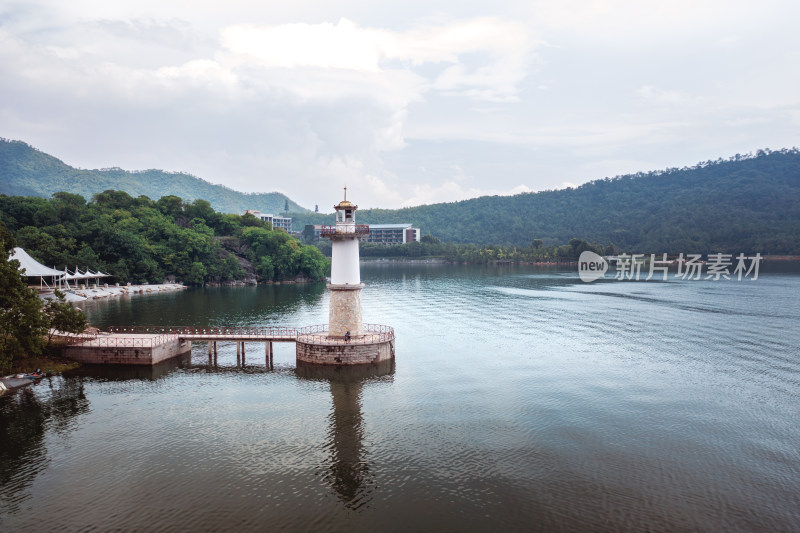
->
[61,325,395,367]
[106,326,300,367]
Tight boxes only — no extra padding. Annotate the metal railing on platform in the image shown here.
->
[319,224,370,237]
[297,324,394,345]
[61,330,179,347]
[106,326,300,338]
[63,324,393,347]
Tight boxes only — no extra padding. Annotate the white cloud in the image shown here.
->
[1,1,799,210]
[636,85,690,106]
[220,17,538,102]
[221,19,386,72]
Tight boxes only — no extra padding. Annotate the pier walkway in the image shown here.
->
[105,326,300,366]
[62,325,395,366]
[104,325,394,345]
[107,325,300,342]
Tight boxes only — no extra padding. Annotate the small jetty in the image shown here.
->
[63,330,192,366]
[61,324,395,367]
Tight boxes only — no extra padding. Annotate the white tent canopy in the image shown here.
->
[65,268,110,280]
[8,248,112,290]
[9,247,65,277]
[9,247,65,289]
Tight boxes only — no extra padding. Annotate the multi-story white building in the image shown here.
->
[244,210,292,232]
[366,224,420,245]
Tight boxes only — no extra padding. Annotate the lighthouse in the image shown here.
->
[327,187,367,337]
[295,187,395,365]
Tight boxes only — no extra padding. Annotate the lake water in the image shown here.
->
[2,264,799,532]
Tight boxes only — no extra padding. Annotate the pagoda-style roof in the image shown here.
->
[334,200,357,210]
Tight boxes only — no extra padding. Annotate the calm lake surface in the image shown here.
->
[2,263,799,532]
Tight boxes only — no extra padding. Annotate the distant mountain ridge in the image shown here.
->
[0,138,307,215]
[3,138,800,254]
[289,149,800,254]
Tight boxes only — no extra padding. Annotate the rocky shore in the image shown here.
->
[47,283,188,303]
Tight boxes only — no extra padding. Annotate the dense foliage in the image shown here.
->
[356,236,610,263]
[0,222,47,370]
[0,223,86,372]
[0,138,306,215]
[0,191,329,285]
[293,149,800,254]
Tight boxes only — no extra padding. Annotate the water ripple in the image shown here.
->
[2,266,799,531]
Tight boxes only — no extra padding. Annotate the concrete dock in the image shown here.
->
[64,333,192,365]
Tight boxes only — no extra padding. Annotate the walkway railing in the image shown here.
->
[106,326,300,338]
[63,324,393,347]
[297,324,394,346]
[62,330,179,347]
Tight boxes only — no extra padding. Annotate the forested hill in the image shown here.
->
[4,137,799,253]
[291,149,800,254]
[0,138,306,215]
[0,191,328,285]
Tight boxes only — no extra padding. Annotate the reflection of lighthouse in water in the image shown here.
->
[325,377,370,507]
[296,360,394,508]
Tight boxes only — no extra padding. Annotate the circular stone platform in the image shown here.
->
[296,324,395,365]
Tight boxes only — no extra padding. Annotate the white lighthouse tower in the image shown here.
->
[295,187,394,365]
[326,187,367,337]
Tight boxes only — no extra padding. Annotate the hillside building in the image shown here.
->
[244,210,292,232]
[365,224,420,245]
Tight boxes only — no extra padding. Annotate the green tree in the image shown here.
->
[186,261,208,286]
[257,256,275,281]
[220,253,245,281]
[156,195,184,218]
[44,290,87,345]
[92,190,136,210]
[0,222,49,371]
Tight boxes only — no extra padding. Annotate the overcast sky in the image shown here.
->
[1,1,798,210]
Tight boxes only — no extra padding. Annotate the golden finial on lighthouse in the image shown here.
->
[335,185,355,210]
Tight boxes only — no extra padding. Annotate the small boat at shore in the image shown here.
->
[1,372,44,393]
[14,370,45,380]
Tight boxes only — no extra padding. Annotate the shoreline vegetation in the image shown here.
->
[7,349,80,375]
[346,235,800,266]
[360,255,800,265]
[315,236,615,264]
[0,191,329,288]
[1,341,81,393]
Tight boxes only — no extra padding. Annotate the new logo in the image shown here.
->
[578,251,608,282]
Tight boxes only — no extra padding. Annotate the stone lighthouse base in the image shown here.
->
[296,324,395,365]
